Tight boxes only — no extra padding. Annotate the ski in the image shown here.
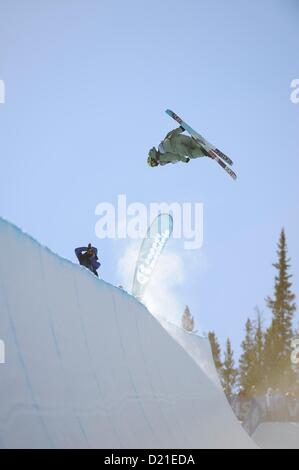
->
[165,109,234,168]
[211,154,237,181]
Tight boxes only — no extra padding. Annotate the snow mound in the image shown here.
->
[0,218,256,449]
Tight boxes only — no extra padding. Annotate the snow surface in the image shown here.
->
[0,218,257,449]
[252,423,299,449]
[157,318,223,391]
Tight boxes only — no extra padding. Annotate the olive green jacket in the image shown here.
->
[158,127,207,165]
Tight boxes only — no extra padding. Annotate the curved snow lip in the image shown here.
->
[0,217,257,449]
[157,317,224,390]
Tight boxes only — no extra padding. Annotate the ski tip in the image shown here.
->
[165,109,173,115]
[227,168,237,180]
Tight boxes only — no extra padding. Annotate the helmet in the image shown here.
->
[147,147,159,167]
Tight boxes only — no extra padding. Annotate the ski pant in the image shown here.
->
[184,140,207,159]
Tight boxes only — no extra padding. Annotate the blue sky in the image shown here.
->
[0,0,298,357]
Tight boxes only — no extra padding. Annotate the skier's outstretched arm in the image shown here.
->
[75,247,87,260]
[164,126,185,140]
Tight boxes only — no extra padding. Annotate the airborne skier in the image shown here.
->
[147,125,209,167]
[147,110,237,180]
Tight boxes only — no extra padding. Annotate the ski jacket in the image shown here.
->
[160,127,206,161]
[75,247,101,275]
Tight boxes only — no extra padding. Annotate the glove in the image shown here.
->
[180,125,185,132]
[185,157,190,163]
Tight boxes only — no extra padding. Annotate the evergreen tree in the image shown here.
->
[239,319,256,393]
[181,306,195,332]
[264,229,296,391]
[208,331,222,372]
[222,338,238,401]
[238,310,265,395]
[252,309,265,394]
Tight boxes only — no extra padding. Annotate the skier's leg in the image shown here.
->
[187,141,208,160]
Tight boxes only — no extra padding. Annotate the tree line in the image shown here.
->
[181,229,298,401]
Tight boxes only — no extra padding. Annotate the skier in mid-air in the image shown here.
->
[147,110,237,180]
[147,126,209,167]
[75,244,101,277]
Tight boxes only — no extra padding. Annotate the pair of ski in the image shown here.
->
[166,109,237,181]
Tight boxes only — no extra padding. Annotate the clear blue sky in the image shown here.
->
[0,0,298,357]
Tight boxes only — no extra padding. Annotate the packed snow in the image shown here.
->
[0,217,256,448]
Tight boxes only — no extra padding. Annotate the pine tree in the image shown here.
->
[264,229,296,391]
[208,331,222,372]
[222,339,238,401]
[238,309,265,396]
[182,306,195,332]
[252,309,265,394]
[239,319,256,393]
